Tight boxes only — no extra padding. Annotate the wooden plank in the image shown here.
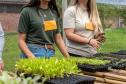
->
[111,69,126,75]
[105,73,126,82]
[84,75,106,83]
[105,78,126,84]
[84,75,126,84]
[95,82,106,84]
[82,71,106,77]
[82,71,126,82]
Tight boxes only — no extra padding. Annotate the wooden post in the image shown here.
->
[62,0,68,43]
[62,0,68,15]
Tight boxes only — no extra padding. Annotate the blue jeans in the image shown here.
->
[20,44,55,58]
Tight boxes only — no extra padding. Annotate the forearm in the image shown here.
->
[66,33,90,45]
[55,34,69,58]
[18,40,35,58]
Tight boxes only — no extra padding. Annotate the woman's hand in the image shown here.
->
[89,39,100,49]
[95,32,106,43]
[55,33,70,58]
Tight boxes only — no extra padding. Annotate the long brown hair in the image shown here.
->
[69,0,103,33]
[23,0,60,17]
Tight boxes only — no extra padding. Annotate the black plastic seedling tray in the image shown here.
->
[45,75,95,84]
[16,71,34,78]
[111,61,126,69]
[93,53,118,61]
[93,53,109,57]
[78,63,110,72]
[112,50,126,55]
[110,50,126,59]
[110,53,126,59]
[17,71,95,84]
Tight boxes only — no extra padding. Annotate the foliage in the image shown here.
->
[15,58,79,79]
[97,3,120,28]
[0,71,41,84]
[99,28,126,52]
[70,57,110,65]
[56,0,62,8]
[120,8,126,25]
[3,33,20,72]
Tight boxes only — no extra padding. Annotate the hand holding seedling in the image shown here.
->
[95,33,106,43]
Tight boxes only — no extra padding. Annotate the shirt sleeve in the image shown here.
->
[0,23,4,61]
[63,7,76,29]
[18,8,30,33]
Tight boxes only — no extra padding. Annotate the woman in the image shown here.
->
[0,23,4,71]
[18,0,69,58]
[63,0,105,57]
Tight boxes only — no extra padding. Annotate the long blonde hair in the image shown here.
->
[69,0,103,33]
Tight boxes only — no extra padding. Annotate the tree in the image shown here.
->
[97,3,120,28]
[120,8,126,25]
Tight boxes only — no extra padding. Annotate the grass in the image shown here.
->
[3,28,126,71]
[98,28,126,52]
[3,33,20,72]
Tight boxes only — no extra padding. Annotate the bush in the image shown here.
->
[0,71,40,84]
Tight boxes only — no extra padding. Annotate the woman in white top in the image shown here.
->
[63,0,105,57]
[0,23,4,71]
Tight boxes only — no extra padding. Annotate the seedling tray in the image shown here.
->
[45,75,95,84]
[78,63,110,72]
[112,50,126,55]
[111,61,126,69]
[93,53,118,61]
[109,50,126,59]
[17,71,95,84]
[110,53,126,59]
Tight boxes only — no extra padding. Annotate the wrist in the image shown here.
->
[88,39,92,44]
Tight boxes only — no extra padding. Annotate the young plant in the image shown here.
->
[70,57,110,65]
[0,71,40,84]
[15,58,79,79]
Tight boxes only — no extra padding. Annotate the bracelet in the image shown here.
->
[88,39,92,44]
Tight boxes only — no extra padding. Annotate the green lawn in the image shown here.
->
[3,28,126,71]
[98,28,126,52]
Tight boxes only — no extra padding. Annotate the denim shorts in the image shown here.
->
[20,44,55,58]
